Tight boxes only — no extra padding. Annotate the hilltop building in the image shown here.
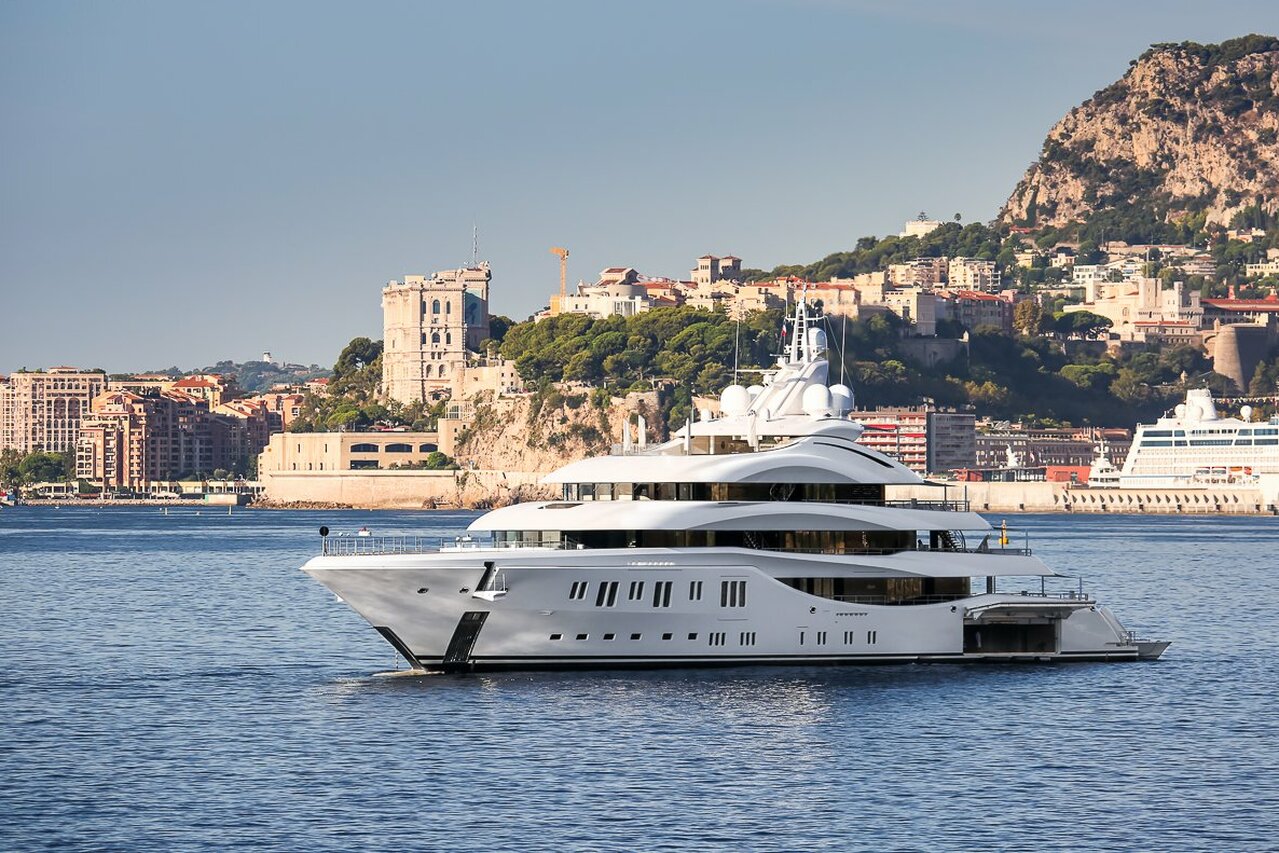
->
[1064,277,1202,343]
[382,263,492,404]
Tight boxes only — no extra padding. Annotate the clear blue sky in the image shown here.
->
[2,0,1275,372]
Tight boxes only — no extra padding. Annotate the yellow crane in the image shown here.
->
[549,246,569,315]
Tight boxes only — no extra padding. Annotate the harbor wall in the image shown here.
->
[887,479,1279,515]
[258,469,553,509]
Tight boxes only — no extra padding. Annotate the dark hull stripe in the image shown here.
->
[401,651,1141,672]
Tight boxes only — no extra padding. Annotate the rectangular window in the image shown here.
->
[817,631,827,645]
[550,634,562,641]
[738,632,756,646]
[596,581,619,607]
[709,632,726,647]
[628,580,645,601]
[720,580,747,608]
[652,581,672,607]
[867,630,877,644]
[576,634,589,641]
[630,633,642,640]
[661,633,673,640]
[569,581,588,601]
[603,633,615,641]
[689,580,703,600]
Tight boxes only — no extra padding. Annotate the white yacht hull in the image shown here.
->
[304,546,1152,671]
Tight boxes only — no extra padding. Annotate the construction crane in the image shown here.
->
[549,246,569,315]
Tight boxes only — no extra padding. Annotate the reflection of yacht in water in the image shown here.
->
[1116,389,1279,488]
[303,299,1168,671]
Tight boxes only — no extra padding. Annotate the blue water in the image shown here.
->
[1,507,1277,851]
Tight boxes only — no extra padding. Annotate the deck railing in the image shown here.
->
[320,535,1030,558]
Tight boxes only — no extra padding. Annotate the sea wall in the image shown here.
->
[258,469,553,510]
[887,481,1279,515]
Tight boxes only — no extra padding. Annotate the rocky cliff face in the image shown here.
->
[452,389,663,479]
[1001,36,1279,229]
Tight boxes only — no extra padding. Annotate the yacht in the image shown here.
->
[303,301,1168,671]
[1118,388,1279,488]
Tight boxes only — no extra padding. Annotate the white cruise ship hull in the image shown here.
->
[304,547,1149,671]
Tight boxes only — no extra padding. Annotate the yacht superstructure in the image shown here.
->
[1118,389,1279,488]
[303,301,1168,671]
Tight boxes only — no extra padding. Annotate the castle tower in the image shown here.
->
[382,263,491,404]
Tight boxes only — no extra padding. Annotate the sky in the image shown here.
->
[2,0,1276,372]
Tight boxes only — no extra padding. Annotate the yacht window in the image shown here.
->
[595,581,619,607]
[579,483,595,500]
[689,580,703,601]
[721,580,746,608]
[603,633,615,641]
[630,633,642,640]
[628,580,645,601]
[569,581,588,601]
[687,632,698,640]
[652,581,672,607]
[661,633,673,640]
[632,483,651,501]
[549,634,562,641]
[596,483,614,501]
[817,631,827,645]
[576,634,589,641]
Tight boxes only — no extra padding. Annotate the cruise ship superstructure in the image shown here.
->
[1115,388,1279,488]
[303,301,1168,671]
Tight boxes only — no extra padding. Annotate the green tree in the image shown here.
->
[18,451,71,483]
[334,337,383,379]
[1013,300,1047,335]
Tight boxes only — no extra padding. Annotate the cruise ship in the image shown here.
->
[1116,388,1279,488]
[303,301,1168,671]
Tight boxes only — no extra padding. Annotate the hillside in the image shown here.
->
[1001,35,1279,233]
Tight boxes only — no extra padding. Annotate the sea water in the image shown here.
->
[1,507,1276,851]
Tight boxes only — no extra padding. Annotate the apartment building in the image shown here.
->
[947,257,1000,292]
[76,390,281,488]
[852,408,976,475]
[0,367,108,454]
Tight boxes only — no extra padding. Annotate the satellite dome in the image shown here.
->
[720,384,750,416]
[1241,405,1254,421]
[802,384,833,417]
[807,328,828,352]
[746,384,764,399]
[1175,404,1187,419]
[829,383,853,415]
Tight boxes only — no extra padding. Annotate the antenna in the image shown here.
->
[733,316,741,379]
[840,313,847,385]
[472,223,479,266]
